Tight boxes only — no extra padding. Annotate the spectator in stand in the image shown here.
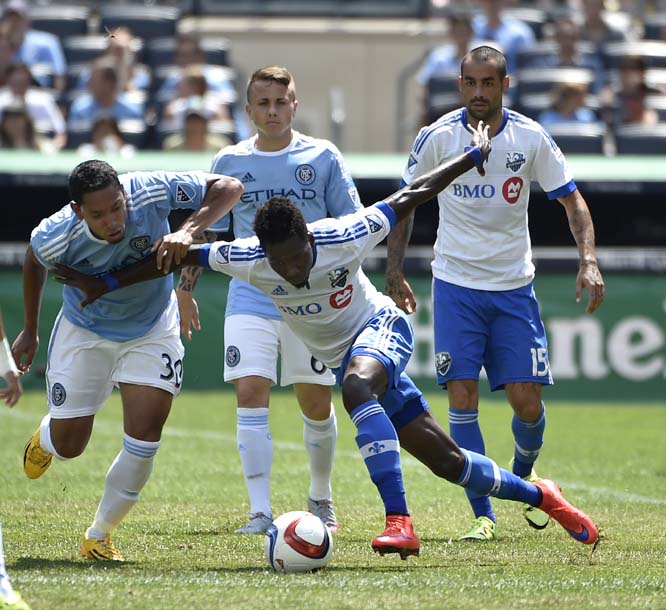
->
[0,0,66,93]
[155,34,248,140]
[68,57,144,127]
[614,84,660,126]
[538,82,598,126]
[162,67,231,127]
[578,0,628,51]
[0,22,17,88]
[0,99,42,150]
[0,62,65,149]
[77,116,135,158]
[471,0,536,74]
[74,27,150,95]
[526,18,605,93]
[162,103,232,152]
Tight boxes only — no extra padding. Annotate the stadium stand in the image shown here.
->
[99,4,180,39]
[29,4,89,38]
[545,121,607,155]
[614,123,666,153]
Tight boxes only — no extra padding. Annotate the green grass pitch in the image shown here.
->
[1,390,664,610]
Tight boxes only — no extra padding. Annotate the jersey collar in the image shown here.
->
[460,107,509,137]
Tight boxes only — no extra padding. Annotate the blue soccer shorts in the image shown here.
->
[433,278,553,391]
[332,306,429,427]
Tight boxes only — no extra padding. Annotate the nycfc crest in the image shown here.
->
[294,164,316,185]
[51,382,66,406]
[226,345,241,367]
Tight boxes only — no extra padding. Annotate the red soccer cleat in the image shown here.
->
[371,515,420,560]
[534,479,599,546]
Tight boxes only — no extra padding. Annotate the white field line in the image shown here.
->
[2,409,664,505]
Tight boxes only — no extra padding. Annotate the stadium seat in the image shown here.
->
[154,118,236,149]
[99,5,180,40]
[145,37,230,68]
[643,14,666,40]
[614,123,666,154]
[516,40,597,70]
[30,5,90,38]
[503,6,547,39]
[645,95,666,121]
[515,67,595,96]
[545,122,606,155]
[517,92,600,122]
[67,117,148,150]
[63,35,145,69]
[603,41,666,70]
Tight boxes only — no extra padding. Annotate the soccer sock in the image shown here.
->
[302,406,337,501]
[38,413,65,460]
[449,408,495,521]
[88,434,159,539]
[237,407,272,517]
[351,400,408,515]
[456,449,541,506]
[511,401,546,478]
[0,522,16,603]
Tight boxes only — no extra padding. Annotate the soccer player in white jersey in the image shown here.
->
[55,124,600,559]
[386,46,606,542]
[176,66,361,534]
[11,160,243,561]
[0,308,33,610]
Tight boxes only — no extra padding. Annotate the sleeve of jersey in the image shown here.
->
[534,129,577,200]
[30,219,63,268]
[164,171,209,211]
[350,203,395,261]
[325,147,362,216]
[199,241,255,283]
[401,129,439,188]
[207,153,231,232]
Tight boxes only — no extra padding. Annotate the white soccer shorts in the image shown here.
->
[45,297,185,419]
[223,314,335,386]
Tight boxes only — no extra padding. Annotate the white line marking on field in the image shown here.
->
[3,409,664,505]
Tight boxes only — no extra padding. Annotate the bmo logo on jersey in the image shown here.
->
[452,183,496,198]
[278,303,323,316]
[330,285,353,309]
[502,177,524,204]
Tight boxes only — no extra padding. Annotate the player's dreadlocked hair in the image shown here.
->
[461,45,507,79]
[68,159,121,206]
[254,197,308,248]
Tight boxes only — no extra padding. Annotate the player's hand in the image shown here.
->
[11,330,38,374]
[576,260,605,314]
[153,229,193,274]
[176,289,201,341]
[0,370,23,407]
[468,120,492,176]
[52,264,107,308]
[385,271,417,314]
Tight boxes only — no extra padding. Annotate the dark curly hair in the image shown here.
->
[254,197,308,248]
[461,45,507,79]
[68,159,121,206]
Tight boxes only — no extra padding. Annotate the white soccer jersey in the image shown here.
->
[31,171,208,341]
[208,131,361,319]
[202,203,397,368]
[403,107,576,290]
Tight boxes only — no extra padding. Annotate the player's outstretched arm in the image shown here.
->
[53,247,205,309]
[384,122,490,223]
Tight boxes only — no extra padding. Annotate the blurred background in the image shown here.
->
[0,0,665,401]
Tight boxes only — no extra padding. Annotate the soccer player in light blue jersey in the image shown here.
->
[0,308,33,610]
[387,46,605,541]
[55,123,600,559]
[11,160,243,561]
[176,66,361,534]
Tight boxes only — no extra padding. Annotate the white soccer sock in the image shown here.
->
[302,406,337,501]
[0,522,17,604]
[38,413,65,460]
[88,434,159,539]
[237,407,272,517]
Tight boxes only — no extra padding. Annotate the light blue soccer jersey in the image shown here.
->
[30,171,208,341]
[208,131,361,319]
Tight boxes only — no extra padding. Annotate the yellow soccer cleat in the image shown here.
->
[457,516,497,541]
[0,592,33,610]
[23,427,52,480]
[80,528,125,561]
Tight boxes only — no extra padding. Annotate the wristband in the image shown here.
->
[100,272,121,291]
[467,146,484,167]
[0,336,18,377]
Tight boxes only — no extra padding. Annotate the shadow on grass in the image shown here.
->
[12,557,128,570]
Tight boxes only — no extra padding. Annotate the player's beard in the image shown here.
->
[466,98,500,122]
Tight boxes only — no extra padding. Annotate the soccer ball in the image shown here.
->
[264,511,333,573]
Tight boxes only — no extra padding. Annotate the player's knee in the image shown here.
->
[54,438,87,459]
[340,374,376,414]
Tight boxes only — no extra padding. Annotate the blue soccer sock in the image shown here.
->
[351,400,408,515]
[456,449,541,506]
[449,408,495,521]
[511,401,546,478]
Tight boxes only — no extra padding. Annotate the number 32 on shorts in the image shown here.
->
[160,352,183,388]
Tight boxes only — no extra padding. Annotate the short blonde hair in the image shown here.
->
[246,66,295,102]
